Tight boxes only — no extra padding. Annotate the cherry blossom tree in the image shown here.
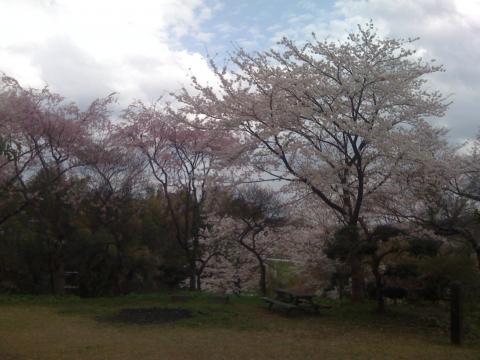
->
[199,212,333,295]
[0,74,118,293]
[221,185,286,295]
[453,132,480,202]
[197,214,258,294]
[198,186,333,295]
[0,74,116,223]
[82,121,147,294]
[366,123,478,271]
[449,134,480,267]
[178,23,450,300]
[0,75,42,225]
[120,101,231,290]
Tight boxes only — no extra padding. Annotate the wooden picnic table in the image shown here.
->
[262,288,330,313]
[274,288,317,307]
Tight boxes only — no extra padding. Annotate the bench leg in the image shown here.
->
[268,302,273,310]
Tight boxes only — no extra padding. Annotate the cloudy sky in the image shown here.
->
[0,0,478,143]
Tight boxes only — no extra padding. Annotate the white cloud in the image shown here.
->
[1,0,477,143]
[271,0,480,142]
[0,0,217,106]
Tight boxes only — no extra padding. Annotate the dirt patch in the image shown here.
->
[104,307,194,324]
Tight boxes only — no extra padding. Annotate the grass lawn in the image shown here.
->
[0,293,478,359]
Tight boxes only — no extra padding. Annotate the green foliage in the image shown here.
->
[408,237,442,257]
[371,225,405,242]
[384,262,419,279]
[324,225,360,261]
[220,185,285,226]
[418,254,480,302]
[0,217,50,293]
[0,183,190,296]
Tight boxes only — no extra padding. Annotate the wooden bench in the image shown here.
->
[261,297,298,313]
[262,289,333,314]
[210,294,230,304]
[276,289,319,312]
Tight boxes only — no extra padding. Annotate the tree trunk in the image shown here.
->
[51,255,65,295]
[196,273,202,291]
[48,239,65,295]
[377,291,385,313]
[189,234,201,291]
[373,262,385,313]
[259,262,267,296]
[338,283,344,299]
[350,256,364,302]
[189,260,197,290]
[348,223,364,302]
[474,246,480,271]
[116,257,126,294]
[114,235,127,294]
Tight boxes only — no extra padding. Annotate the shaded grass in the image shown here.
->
[0,293,479,359]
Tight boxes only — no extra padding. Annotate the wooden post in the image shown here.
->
[450,281,463,345]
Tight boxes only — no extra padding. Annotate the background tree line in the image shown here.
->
[0,24,479,309]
